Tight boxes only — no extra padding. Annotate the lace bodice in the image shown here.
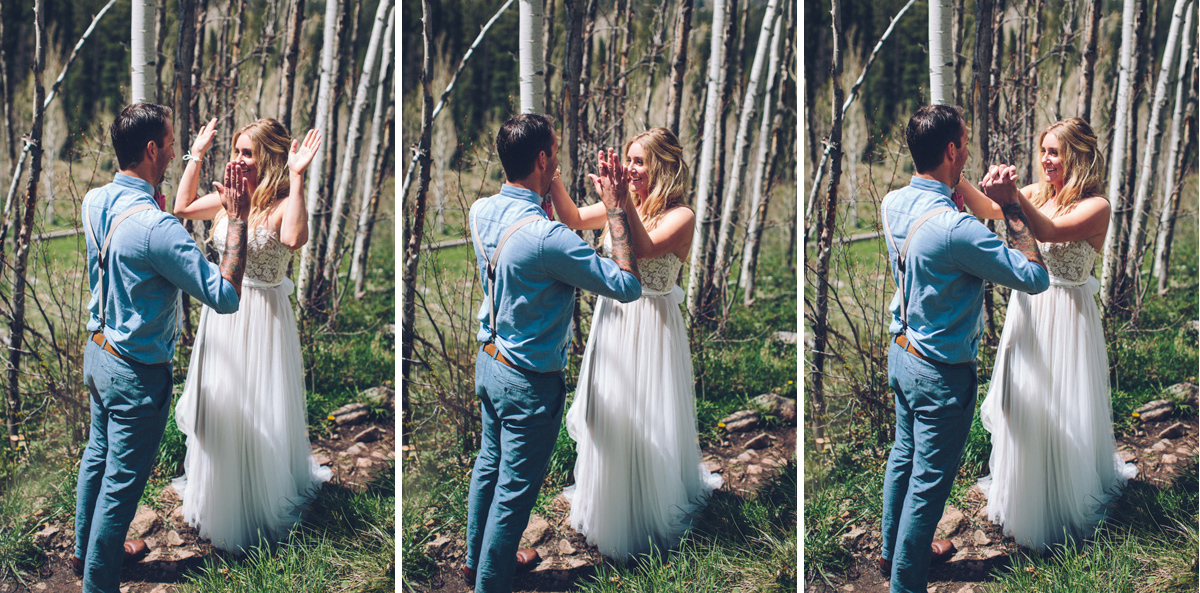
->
[1039,239,1097,284]
[213,217,293,285]
[602,235,683,295]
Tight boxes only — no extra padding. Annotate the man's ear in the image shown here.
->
[146,140,158,162]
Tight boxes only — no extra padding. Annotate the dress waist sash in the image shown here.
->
[1048,275,1098,295]
[242,276,294,293]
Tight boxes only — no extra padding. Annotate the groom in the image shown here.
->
[878,104,1049,593]
[465,113,642,593]
[75,103,250,593]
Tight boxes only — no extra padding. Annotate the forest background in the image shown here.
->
[805,0,1198,590]
[400,0,799,590]
[0,1,398,591]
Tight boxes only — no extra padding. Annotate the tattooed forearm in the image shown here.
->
[220,218,249,297]
[606,207,641,281]
[1001,202,1046,269]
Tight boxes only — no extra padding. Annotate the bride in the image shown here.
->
[958,117,1137,552]
[550,128,722,560]
[171,117,331,553]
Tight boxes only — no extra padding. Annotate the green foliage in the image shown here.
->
[401,457,473,586]
[0,467,54,587]
[180,465,395,593]
[804,445,882,587]
[304,292,396,430]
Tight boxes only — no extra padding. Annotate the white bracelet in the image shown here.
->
[183,152,204,163]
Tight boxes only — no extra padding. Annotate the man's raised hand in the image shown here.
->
[214,162,251,220]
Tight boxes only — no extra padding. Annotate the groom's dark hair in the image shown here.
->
[906,104,965,173]
[496,113,556,181]
[111,103,173,170]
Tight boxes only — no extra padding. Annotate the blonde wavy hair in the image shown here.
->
[214,118,292,232]
[602,127,690,246]
[1030,117,1106,218]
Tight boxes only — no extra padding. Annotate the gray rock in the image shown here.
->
[126,505,158,539]
[721,410,761,433]
[839,527,867,548]
[360,386,395,410]
[703,460,722,473]
[1162,454,1178,465]
[745,464,764,475]
[556,538,576,555]
[972,529,992,546]
[1157,422,1187,440]
[1152,440,1170,452]
[520,514,551,548]
[353,426,383,443]
[33,524,59,547]
[1135,400,1174,423]
[424,534,452,556]
[750,393,798,423]
[331,403,370,426]
[745,433,773,449]
[935,507,965,539]
[165,530,184,546]
[1164,383,1199,407]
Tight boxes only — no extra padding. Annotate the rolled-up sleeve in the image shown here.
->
[951,217,1050,295]
[147,217,240,313]
[541,225,642,302]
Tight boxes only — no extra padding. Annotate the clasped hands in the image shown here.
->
[587,148,630,210]
[978,164,1020,207]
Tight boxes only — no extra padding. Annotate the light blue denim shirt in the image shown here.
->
[883,176,1049,364]
[471,184,642,373]
[84,173,240,364]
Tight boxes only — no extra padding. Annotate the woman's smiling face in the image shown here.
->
[626,141,649,199]
[1040,132,1065,189]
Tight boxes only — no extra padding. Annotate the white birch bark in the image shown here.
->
[739,10,783,297]
[1152,4,1195,286]
[321,0,393,292]
[1100,0,1140,309]
[350,7,395,295]
[685,0,728,317]
[519,0,545,113]
[711,0,778,316]
[298,0,342,307]
[1125,0,1191,287]
[131,0,155,103]
[928,0,953,104]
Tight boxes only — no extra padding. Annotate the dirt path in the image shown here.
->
[808,413,1199,593]
[413,420,798,593]
[5,419,395,593]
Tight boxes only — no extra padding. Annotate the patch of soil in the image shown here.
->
[412,422,797,593]
[808,414,1199,593]
[2,419,394,593]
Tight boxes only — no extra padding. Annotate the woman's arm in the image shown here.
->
[174,118,226,220]
[548,174,607,230]
[277,129,322,250]
[1016,191,1110,243]
[624,201,695,261]
[955,177,1004,219]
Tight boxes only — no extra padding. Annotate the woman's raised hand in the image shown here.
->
[190,118,218,160]
[288,129,323,175]
[588,148,629,209]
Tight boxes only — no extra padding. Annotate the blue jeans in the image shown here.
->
[466,349,565,593]
[75,339,173,593]
[881,340,977,593]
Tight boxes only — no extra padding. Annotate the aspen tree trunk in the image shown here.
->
[351,7,395,297]
[1153,6,1195,290]
[1123,0,1191,308]
[173,0,197,212]
[1052,0,1077,120]
[155,0,167,102]
[321,0,393,311]
[929,0,953,104]
[6,0,44,442]
[1154,49,1196,294]
[665,0,695,136]
[223,0,248,140]
[279,0,306,129]
[1100,0,1140,310]
[1023,0,1044,183]
[299,0,341,309]
[132,0,155,103]
[739,6,785,302]
[543,0,556,115]
[985,0,1003,341]
[811,0,846,446]
[564,0,585,201]
[190,0,209,133]
[953,0,965,106]
[519,0,546,113]
[0,0,12,164]
[254,0,281,115]
[685,0,727,319]
[975,0,995,168]
[1078,0,1101,121]
[641,1,669,128]
[712,0,779,330]
[352,103,393,300]
[403,0,435,447]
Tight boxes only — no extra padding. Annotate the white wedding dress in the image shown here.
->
[564,236,722,560]
[173,217,331,553]
[978,239,1136,552]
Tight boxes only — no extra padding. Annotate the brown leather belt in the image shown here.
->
[894,334,972,367]
[91,332,169,367]
[482,342,561,375]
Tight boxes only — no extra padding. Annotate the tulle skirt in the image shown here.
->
[978,276,1136,552]
[564,286,722,560]
[173,277,331,553]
